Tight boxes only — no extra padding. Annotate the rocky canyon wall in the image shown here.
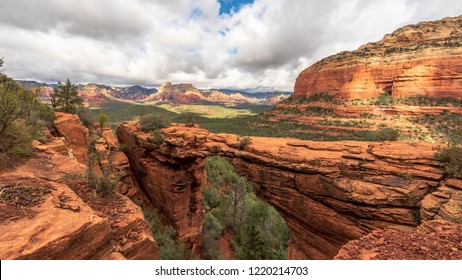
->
[117,123,461,259]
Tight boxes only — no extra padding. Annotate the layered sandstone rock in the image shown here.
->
[0,114,160,260]
[95,125,153,207]
[53,112,90,164]
[294,16,462,100]
[0,176,159,260]
[273,102,462,118]
[116,123,206,254]
[117,123,459,259]
[421,178,462,223]
[55,113,152,207]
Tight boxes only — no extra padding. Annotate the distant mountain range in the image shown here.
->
[16,80,291,106]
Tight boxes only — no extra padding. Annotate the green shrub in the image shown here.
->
[237,136,252,150]
[143,209,192,260]
[374,92,395,106]
[306,92,335,103]
[85,137,120,197]
[202,186,222,209]
[76,106,95,128]
[362,127,401,141]
[98,113,109,128]
[183,113,197,127]
[434,146,462,178]
[3,121,36,159]
[202,212,225,260]
[434,129,462,178]
[375,127,401,141]
[0,67,54,166]
[149,129,164,145]
[139,114,171,132]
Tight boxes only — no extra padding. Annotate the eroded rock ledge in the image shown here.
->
[0,113,160,260]
[117,122,461,259]
[335,220,462,260]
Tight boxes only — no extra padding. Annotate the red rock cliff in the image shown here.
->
[0,113,160,259]
[117,123,461,259]
[294,16,462,100]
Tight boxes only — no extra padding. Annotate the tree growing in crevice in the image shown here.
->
[143,209,193,260]
[202,156,290,260]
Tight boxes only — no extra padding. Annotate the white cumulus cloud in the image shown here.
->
[1,0,461,91]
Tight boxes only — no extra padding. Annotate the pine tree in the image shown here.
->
[51,78,83,113]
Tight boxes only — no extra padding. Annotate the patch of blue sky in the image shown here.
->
[227,47,238,55]
[190,7,203,19]
[219,27,230,36]
[218,0,254,15]
[188,48,201,54]
[139,45,148,54]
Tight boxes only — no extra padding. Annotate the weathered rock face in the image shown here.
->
[0,113,160,260]
[53,112,90,165]
[421,178,462,224]
[116,123,206,254]
[95,124,154,208]
[0,176,159,260]
[117,123,460,259]
[335,220,462,260]
[294,16,462,100]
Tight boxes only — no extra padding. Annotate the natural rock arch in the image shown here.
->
[117,122,459,259]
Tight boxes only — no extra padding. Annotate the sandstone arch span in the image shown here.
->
[117,122,458,259]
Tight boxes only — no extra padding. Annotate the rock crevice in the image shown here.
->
[117,122,460,259]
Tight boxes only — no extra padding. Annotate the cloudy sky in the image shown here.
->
[1,0,462,91]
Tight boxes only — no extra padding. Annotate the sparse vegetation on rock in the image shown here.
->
[237,136,252,150]
[85,136,120,197]
[98,113,109,128]
[362,127,401,141]
[149,129,164,145]
[435,128,462,178]
[139,113,171,132]
[183,113,197,127]
[0,60,55,166]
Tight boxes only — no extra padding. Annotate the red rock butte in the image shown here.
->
[294,16,462,100]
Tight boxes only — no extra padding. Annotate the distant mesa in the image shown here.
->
[294,15,462,100]
[144,82,204,103]
[129,81,291,105]
[17,80,290,106]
